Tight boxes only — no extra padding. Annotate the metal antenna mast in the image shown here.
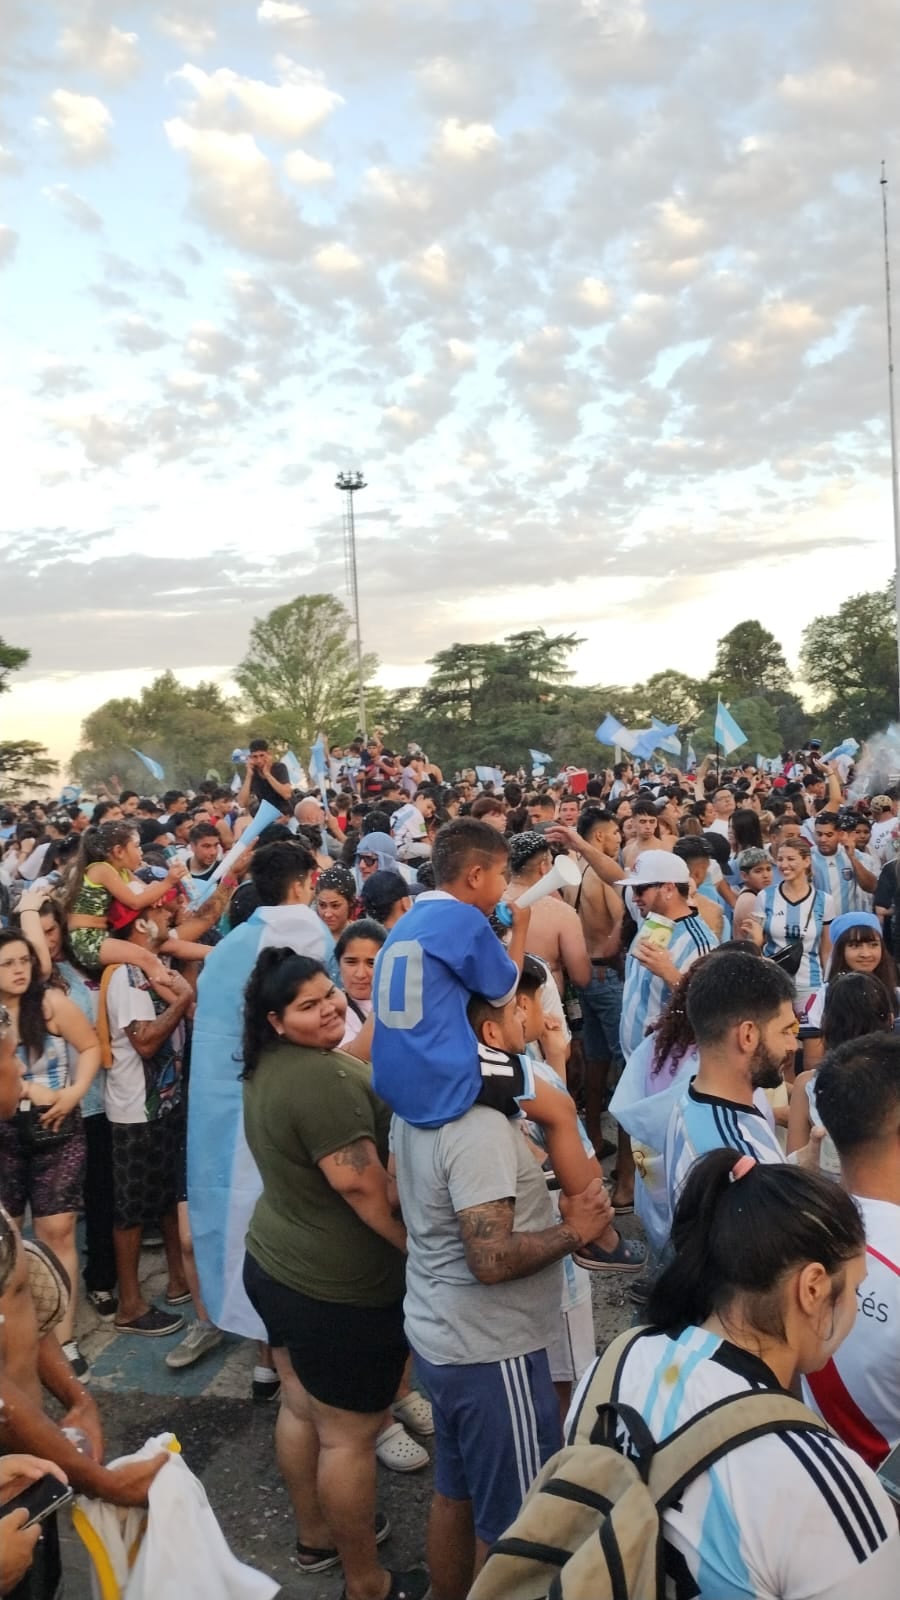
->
[335,469,368,740]
[881,162,900,718]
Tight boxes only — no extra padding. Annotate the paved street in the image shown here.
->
[57,1193,639,1596]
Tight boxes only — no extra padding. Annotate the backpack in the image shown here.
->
[469,1327,833,1600]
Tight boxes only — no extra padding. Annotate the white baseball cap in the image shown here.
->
[616,849,691,887]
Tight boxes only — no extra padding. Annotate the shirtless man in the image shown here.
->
[546,809,634,1206]
[621,799,660,869]
[0,1209,168,1567]
[502,832,591,996]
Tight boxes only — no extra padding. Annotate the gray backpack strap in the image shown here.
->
[647,1390,831,1510]
[567,1328,652,1445]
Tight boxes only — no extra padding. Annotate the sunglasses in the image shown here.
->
[359,854,379,867]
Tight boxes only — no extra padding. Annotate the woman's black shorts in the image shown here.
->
[243,1252,407,1413]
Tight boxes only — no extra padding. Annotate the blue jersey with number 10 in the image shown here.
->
[371,891,519,1127]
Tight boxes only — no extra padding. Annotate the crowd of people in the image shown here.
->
[0,730,899,1599]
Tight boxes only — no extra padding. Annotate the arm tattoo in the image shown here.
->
[457,1198,580,1285]
[331,1140,373,1174]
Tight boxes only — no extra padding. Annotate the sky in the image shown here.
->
[1,0,899,769]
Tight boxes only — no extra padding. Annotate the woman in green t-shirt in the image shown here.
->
[240,949,429,1600]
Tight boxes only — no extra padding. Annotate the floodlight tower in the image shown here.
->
[336,469,368,740]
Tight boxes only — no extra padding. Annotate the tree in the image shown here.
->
[800,584,899,741]
[0,637,59,798]
[0,741,59,798]
[71,670,247,791]
[692,696,782,763]
[0,637,29,696]
[632,671,704,730]
[235,594,378,753]
[714,621,791,698]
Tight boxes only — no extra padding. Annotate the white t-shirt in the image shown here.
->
[104,963,185,1124]
[707,817,731,838]
[805,1196,900,1471]
[568,1324,900,1600]
[870,818,899,868]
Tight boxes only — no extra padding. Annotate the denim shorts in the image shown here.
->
[577,967,625,1071]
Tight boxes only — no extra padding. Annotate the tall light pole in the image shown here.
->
[881,163,900,719]
[335,469,368,740]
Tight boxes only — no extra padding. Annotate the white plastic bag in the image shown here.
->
[74,1433,279,1600]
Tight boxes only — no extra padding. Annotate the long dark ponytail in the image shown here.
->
[241,948,326,1078]
[646,1148,864,1338]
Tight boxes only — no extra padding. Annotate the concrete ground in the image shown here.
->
[57,1205,641,1598]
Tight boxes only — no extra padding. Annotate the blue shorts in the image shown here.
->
[415,1347,561,1544]
[578,967,625,1071]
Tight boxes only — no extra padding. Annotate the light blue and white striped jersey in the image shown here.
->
[566,1327,899,1600]
[812,846,876,914]
[619,912,718,1059]
[664,1079,784,1233]
[755,883,834,993]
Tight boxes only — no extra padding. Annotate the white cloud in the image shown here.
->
[112,316,169,353]
[0,225,18,266]
[42,184,103,232]
[257,1,310,22]
[314,241,362,274]
[171,60,342,142]
[156,12,217,52]
[283,148,333,184]
[165,119,307,257]
[47,89,112,163]
[438,117,499,161]
[58,22,139,83]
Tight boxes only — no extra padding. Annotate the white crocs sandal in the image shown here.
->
[375,1421,429,1473]
[391,1392,435,1436]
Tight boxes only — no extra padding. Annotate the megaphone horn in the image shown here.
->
[516,852,581,910]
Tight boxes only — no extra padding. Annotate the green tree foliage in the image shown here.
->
[0,741,59,798]
[71,671,247,791]
[0,637,59,798]
[713,621,791,698]
[0,637,30,695]
[235,594,378,752]
[800,584,899,743]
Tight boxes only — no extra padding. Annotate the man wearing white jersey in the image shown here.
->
[663,952,801,1234]
[813,812,878,915]
[617,851,718,1060]
[807,1033,900,1470]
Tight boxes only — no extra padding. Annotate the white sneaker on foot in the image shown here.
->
[165,1322,223,1369]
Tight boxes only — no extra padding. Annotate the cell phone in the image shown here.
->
[1,1474,74,1528]
[876,1439,900,1505]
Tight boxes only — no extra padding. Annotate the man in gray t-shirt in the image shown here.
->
[392,1103,611,1591]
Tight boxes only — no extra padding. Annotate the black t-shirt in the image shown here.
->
[250,762,292,816]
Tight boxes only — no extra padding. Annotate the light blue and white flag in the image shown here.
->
[282,749,304,788]
[130,748,165,783]
[596,715,627,747]
[187,904,338,1338]
[475,765,504,787]
[309,734,329,803]
[188,799,282,906]
[231,748,250,764]
[685,743,697,771]
[650,718,682,757]
[630,727,662,761]
[824,738,860,762]
[59,784,82,804]
[529,748,553,769]
[713,697,747,757]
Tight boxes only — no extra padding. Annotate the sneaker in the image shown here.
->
[113,1306,185,1337]
[252,1366,281,1403]
[62,1340,90,1382]
[573,1235,647,1274]
[86,1288,118,1321]
[165,1322,224,1369]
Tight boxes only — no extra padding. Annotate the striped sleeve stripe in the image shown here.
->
[800,1431,889,1548]
[780,1431,888,1563]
